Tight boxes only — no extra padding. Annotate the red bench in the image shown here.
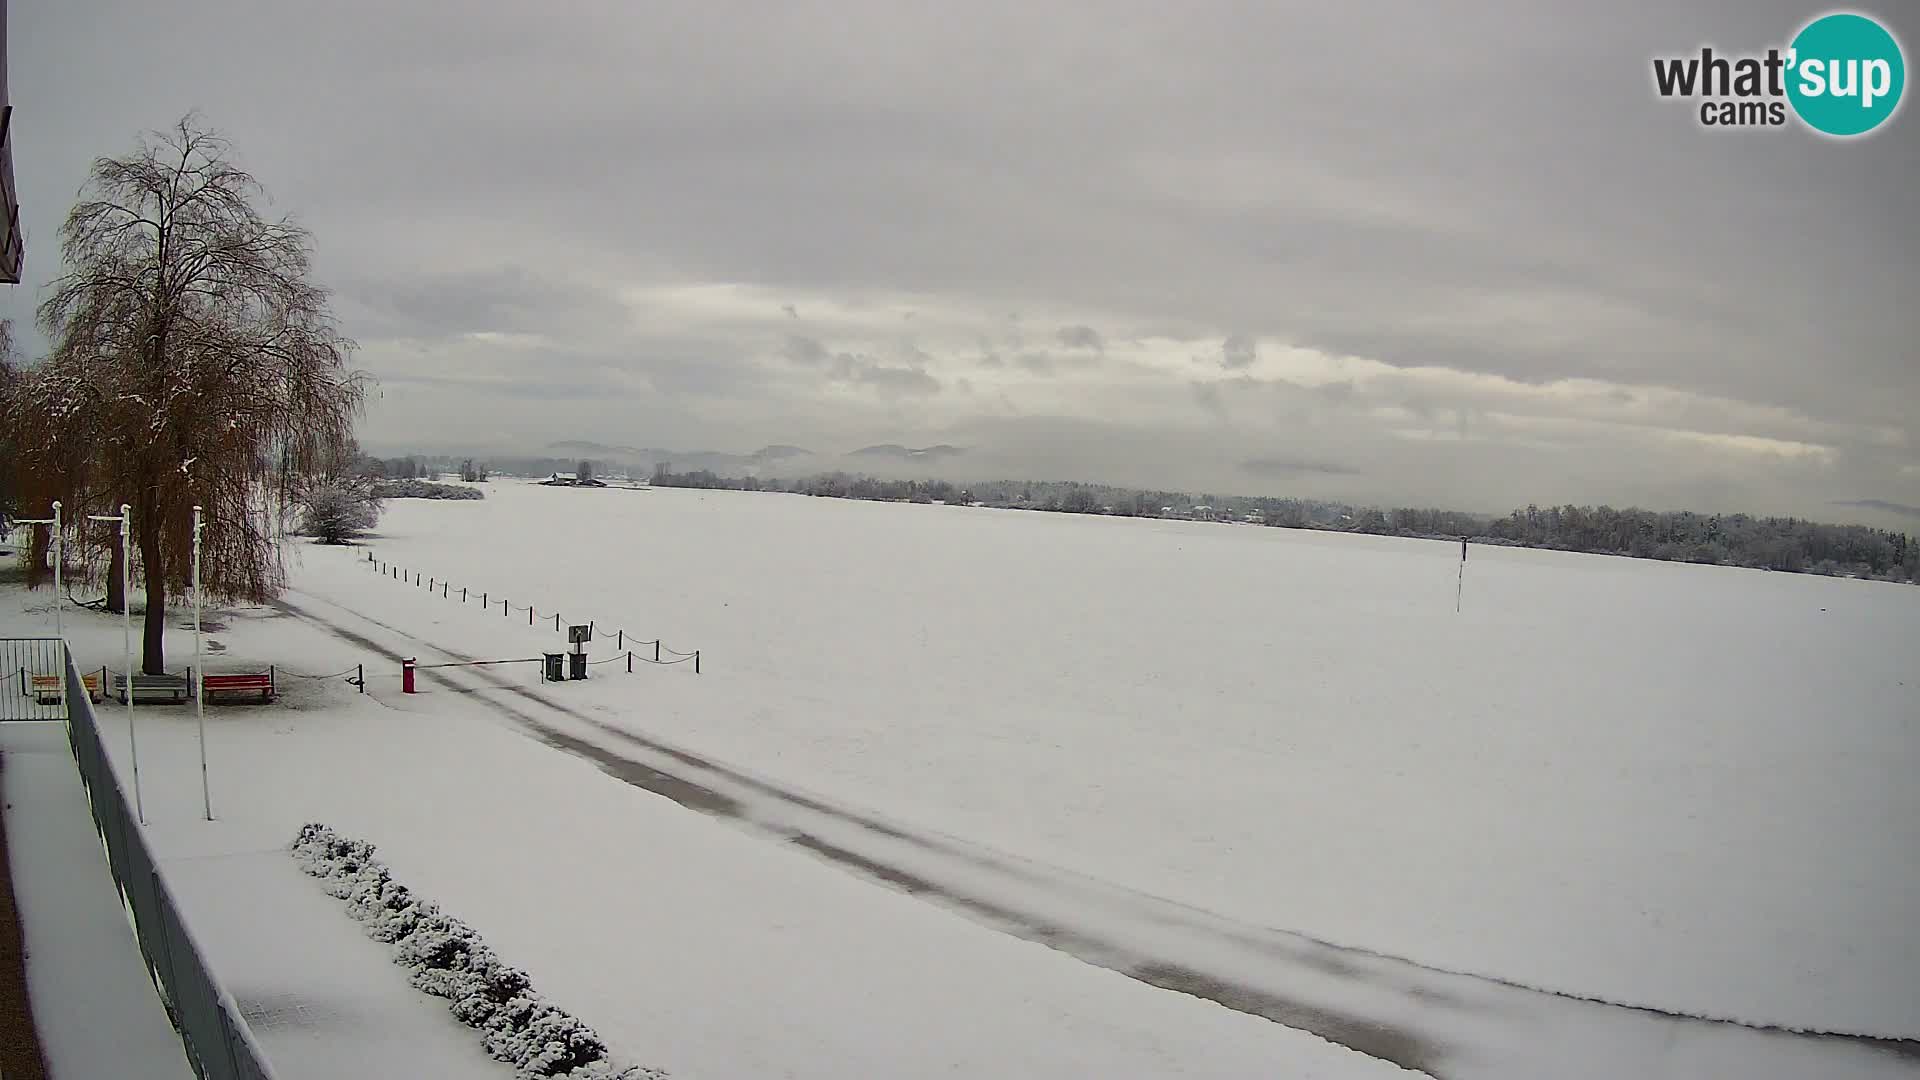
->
[202,669,276,703]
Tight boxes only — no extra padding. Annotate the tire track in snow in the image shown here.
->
[275,591,1920,1080]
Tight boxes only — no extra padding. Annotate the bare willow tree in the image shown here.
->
[30,116,364,673]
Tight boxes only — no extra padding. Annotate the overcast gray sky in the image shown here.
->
[4,2,1916,522]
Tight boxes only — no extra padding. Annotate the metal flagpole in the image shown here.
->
[51,502,63,644]
[17,503,67,712]
[193,506,211,820]
[53,502,63,715]
[92,505,142,824]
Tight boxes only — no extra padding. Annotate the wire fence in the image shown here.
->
[58,648,281,1080]
[1,637,69,720]
[358,550,702,675]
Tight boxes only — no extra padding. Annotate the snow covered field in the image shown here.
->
[315,480,1917,1037]
[2,557,1402,1078]
[5,478,1916,1078]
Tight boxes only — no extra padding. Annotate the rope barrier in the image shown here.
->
[362,550,701,673]
[279,666,360,680]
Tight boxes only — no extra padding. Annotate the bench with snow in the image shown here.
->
[201,669,276,704]
[112,673,191,705]
[29,671,103,704]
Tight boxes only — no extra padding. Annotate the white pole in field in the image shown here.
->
[193,505,211,820]
[1456,538,1467,614]
[93,505,142,823]
[51,501,63,645]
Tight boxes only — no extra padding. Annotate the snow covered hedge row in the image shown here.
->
[291,824,664,1079]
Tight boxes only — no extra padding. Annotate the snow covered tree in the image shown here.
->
[300,480,381,544]
[31,116,365,672]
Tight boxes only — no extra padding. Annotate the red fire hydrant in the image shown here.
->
[402,657,417,694]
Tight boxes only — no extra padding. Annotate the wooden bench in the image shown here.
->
[30,672,102,704]
[112,673,191,705]
[202,669,276,704]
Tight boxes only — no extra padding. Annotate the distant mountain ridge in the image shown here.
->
[542,441,965,471]
[849,444,966,461]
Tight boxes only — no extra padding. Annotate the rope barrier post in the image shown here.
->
[462,587,468,603]
[443,582,449,598]
[627,651,632,673]
[529,606,534,626]
[694,650,701,675]
[554,613,561,631]
[358,663,364,694]
[654,640,660,663]
[616,629,623,650]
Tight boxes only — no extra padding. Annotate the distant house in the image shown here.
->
[541,472,607,488]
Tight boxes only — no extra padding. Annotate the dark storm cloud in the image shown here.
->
[2,0,1914,525]
[781,334,832,367]
[825,351,941,397]
[1221,334,1257,370]
[1056,325,1105,353]
[854,364,942,397]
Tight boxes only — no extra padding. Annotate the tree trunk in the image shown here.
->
[105,541,126,613]
[27,524,50,588]
[138,513,167,674]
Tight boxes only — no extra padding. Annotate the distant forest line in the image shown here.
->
[362,454,1920,585]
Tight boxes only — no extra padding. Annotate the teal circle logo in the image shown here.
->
[1786,12,1906,136]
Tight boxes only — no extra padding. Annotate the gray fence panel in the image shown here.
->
[1,637,66,720]
[49,644,281,1080]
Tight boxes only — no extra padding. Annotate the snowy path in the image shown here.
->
[157,846,504,1080]
[277,587,1920,1080]
[0,722,194,1080]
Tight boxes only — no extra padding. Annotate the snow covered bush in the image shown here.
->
[291,824,665,1079]
[300,481,382,544]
